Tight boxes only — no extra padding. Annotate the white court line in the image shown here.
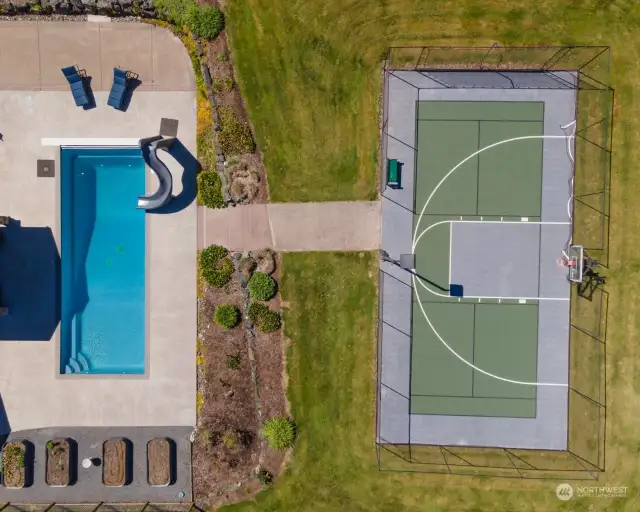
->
[414,219,572,301]
[412,134,571,250]
[411,133,573,388]
[414,218,571,300]
[415,219,570,249]
[413,275,567,388]
[448,221,452,287]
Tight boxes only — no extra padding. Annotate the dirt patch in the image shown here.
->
[2,441,26,489]
[194,277,261,508]
[46,439,70,486]
[194,254,287,509]
[103,439,128,487]
[205,32,269,203]
[148,438,172,486]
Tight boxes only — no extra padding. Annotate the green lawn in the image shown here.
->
[226,0,639,203]
[222,1,640,510]
[221,252,636,512]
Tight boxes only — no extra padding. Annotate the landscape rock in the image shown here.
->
[0,0,157,16]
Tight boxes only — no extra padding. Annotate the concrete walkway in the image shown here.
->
[198,201,381,251]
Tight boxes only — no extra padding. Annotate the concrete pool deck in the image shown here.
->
[0,21,197,432]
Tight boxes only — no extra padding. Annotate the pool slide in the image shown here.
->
[137,135,176,210]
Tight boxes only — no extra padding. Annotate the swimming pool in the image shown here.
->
[60,147,146,374]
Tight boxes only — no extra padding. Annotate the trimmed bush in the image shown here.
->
[262,417,295,450]
[186,4,225,40]
[247,302,281,333]
[197,171,225,208]
[248,272,277,301]
[199,245,233,288]
[218,107,255,156]
[215,304,240,329]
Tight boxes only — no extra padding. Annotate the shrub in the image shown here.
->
[199,245,233,288]
[215,304,240,329]
[197,171,225,209]
[226,353,242,370]
[262,417,295,450]
[3,444,25,468]
[153,0,193,25]
[196,427,215,448]
[212,77,234,93]
[218,107,255,156]
[248,272,277,301]
[256,467,273,485]
[247,302,281,333]
[186,4,225,40]
[216,52,227,62]
[222,430,239,449]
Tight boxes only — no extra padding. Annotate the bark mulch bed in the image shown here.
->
[103,439,129,487]
[251,256,287,476]
[205,29,270,204]
[194,255,287,510]
[2,441,26,489]
[148,438,173,486]
[46,439,71,486]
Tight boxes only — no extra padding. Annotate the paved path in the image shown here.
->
[199,201,381,251]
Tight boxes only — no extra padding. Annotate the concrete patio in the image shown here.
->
[0,21,197,432]
[0,20,194,91]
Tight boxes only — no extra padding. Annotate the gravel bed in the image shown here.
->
[0,14,88,20]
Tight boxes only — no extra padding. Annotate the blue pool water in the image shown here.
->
[60,147,146,374]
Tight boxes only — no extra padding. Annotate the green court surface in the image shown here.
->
[411,101,544,419]
[415,101,544,216]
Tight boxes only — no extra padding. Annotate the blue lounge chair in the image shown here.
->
[107,68,129,110]
[61,66,89,107]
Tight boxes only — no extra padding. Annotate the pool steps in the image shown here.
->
[64,353,89,374]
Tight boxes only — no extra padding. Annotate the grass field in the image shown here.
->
[222,1,640,510]
[222,252,631,512]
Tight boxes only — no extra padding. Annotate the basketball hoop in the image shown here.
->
[559,245,584,283]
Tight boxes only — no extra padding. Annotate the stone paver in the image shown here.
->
[0,21,194,91]
[200,201,381,252]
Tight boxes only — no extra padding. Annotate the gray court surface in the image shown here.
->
[379,71,574,449]
[450,222,570,299]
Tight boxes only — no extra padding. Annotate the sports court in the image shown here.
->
[379,71,575,449]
